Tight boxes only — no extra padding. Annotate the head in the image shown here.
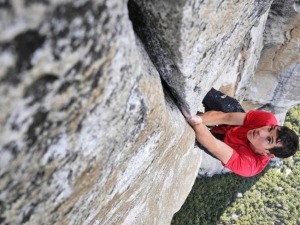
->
[247,125,299,158]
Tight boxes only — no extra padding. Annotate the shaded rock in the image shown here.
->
[0,0,298,224]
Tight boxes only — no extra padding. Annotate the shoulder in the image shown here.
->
[224,149,269,177]
[246,110,275,118]
[244,110,278,126]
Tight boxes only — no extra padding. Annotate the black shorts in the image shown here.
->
[196,88,245,158]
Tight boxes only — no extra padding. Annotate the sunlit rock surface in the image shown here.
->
[243,0,300,123]
[0,0,298,224]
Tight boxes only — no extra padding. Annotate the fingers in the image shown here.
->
[187,115,203,126]
[181,109,190,119]
[180,108,202,126]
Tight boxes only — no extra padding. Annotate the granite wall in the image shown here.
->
[1,0,299,224]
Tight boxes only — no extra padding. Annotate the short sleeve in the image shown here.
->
[224,150,268,177]
[244,110,278,127]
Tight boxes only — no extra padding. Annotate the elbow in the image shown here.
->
[223,113,232,124]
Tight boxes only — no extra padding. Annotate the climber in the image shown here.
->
[183,88,299,177]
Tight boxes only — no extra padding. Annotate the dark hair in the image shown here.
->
[269,126,299,158]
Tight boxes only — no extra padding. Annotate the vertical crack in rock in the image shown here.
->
[128,0,189,113]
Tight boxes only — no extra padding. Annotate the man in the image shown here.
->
[184,105,299,177]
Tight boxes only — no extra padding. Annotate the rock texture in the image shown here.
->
[0,0,298,225]
[0,1,200,224]
[243,0,300,123]
[129,0,273,114]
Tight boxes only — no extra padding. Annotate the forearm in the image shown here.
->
[193,123,220,153]
[191,122,233,164]
[198,111,245,126]
[197,111,227,126]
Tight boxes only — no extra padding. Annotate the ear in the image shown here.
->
[249,142,256,151]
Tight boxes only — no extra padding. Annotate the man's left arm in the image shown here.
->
[185,114,234,164]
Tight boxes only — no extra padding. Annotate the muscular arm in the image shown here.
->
[184,114,233,164]
[198,111,246,126]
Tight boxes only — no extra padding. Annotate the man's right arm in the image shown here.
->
[199,111,246,126]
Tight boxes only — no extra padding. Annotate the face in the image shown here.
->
[247,126,282,157]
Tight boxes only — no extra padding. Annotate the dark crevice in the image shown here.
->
[128,0,189,113]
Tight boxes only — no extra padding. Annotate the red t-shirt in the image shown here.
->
[211,110,278,177]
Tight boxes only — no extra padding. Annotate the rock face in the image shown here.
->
[0,0,298,225]
[242,0,300,123]
[129,0,273,114]
[0,1,199,224]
